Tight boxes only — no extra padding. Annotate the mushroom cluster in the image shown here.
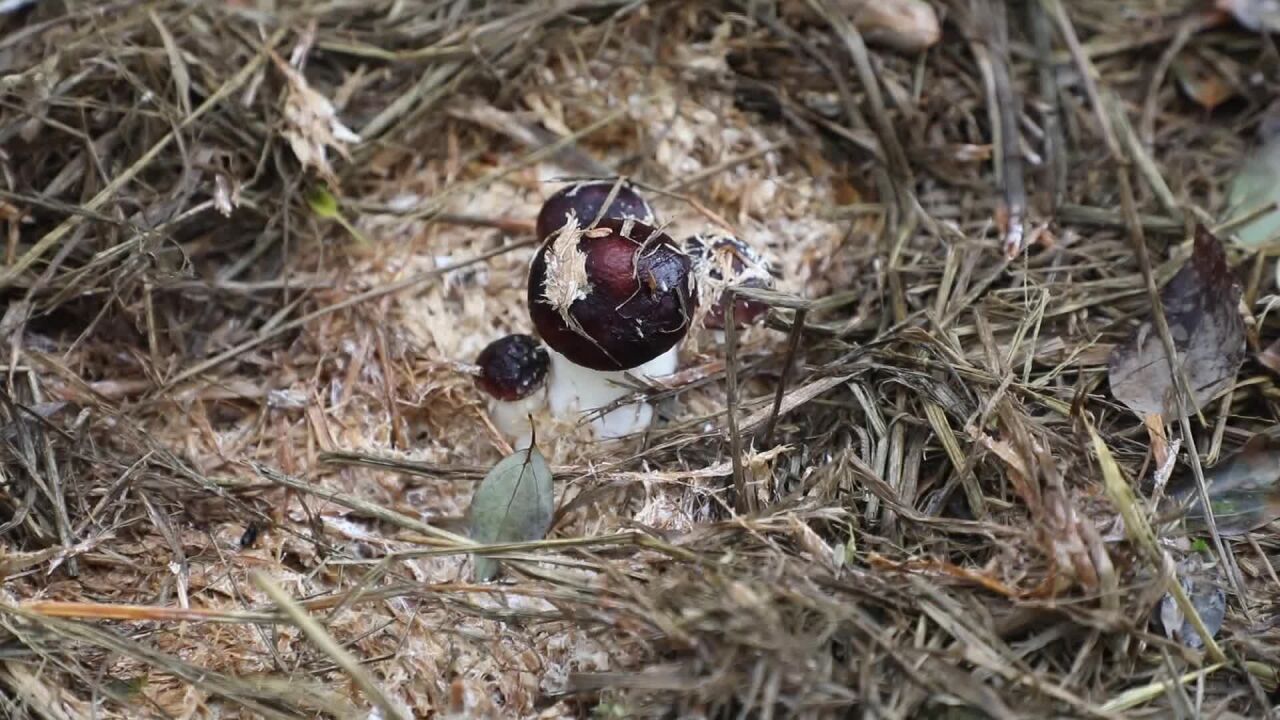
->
[471,178,776,444]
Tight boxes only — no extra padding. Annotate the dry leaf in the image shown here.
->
[273,52,360,187]
[1218,0,1280,32]
[1172,53,1236,110]
[1160,554,1226,650]
[848,0,940,53]
[1223,101,1280,249]
[1167,429,1280,536]
[1259,336,1280,375]
[1107,226,1245,418]
[783,0,940,53]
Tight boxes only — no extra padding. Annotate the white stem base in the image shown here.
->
[547,346,678,439]
[490,391,546,450]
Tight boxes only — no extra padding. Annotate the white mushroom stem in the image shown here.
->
[489,391,547,450]
[546,346,678,439]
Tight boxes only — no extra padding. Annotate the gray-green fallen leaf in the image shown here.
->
[467,443,555,581]
[1164,427,1280,536]
[1223,102,1280,249]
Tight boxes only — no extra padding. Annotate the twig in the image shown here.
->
[1107,95,1249,620]
[1043,0,1120,157]
[1141,16,1198,149]
[252,571,411,720]
[809,0,914,192]
[977,0,1027,258]
[762,308,807,448]
[1030,0,1066,212]
[1086,422,1226,665]
[724,291,754,514]
[25,373,76,576]
[662,141,789,194]
[251,461,472,546]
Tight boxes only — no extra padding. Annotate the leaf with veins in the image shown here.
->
[467,444,554,581]
[1108,226,1245,419]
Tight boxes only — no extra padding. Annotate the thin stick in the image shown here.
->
[762,308,807,447]
[981,0,1027,257]
[22,600,276,624]
[662,141,788,194]
[400,105,634,222]
[724,292,754,514]
[1048,0,1246,637]
[251,461,472,546]
[1030,0,1066,211]
[429,212,534,234]
[27,373,76,576]
[810,0,913,190]
[252,572,411,720]
[1043,0,1120,156]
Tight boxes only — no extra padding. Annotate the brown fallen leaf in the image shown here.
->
[1107,226,1245,418]
[783,0,941,53]
[1172,51,1238,110]
[1259,336,1280,375]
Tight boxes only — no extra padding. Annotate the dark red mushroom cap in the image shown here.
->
[535,179,657,241]
[686,233,776,329]
[528,218,697,372]
[474,334,550,401]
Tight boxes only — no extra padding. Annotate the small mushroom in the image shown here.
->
[528,216,697,438]
[686,232,777,333]
[473,333,550,448]
[536,178,657,241]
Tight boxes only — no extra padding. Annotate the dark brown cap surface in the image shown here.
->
[474,334,550,401]
[535,179,656,241]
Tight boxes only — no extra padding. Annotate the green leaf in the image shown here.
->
[306,186,340,219]
[467,444,554,581]
[306,186,370,246]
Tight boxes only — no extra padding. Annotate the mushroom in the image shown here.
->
[536,178,656,241]
[528,216,697,439]
[686,232,777,335]
[473,333,550,449]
